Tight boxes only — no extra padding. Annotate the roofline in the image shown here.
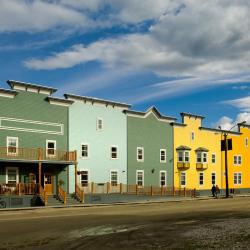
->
[47,96,74,105]
[170,122,187,127]
[7,80,57,94]
[124,107,177,121]
[0,88,18,95]
[64,93,131,108]
[199,127,241,135]
[238,123,250,129]
[180,112,205,120]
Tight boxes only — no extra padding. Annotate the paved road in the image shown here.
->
[0,197,250,249]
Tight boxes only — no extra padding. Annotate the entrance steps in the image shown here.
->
[46,194,82,206]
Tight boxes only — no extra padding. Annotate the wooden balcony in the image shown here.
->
[196,163,208,170]
[177,162,190,169]
[0,147,76,163]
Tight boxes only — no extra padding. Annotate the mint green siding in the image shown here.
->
[68,101,127,193]
[127,113,174,187]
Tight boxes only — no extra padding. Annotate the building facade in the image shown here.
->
[0,80,76,199]
[172,112,236,194]
[126,107,175,188]
[65,94,130,193]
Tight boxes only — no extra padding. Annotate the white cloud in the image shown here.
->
[224,96,250,112]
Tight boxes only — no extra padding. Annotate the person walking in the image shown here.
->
[215,185,220,198]
[211,184,216,197]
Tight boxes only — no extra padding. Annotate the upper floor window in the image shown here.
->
[211,153,216,164]
[178,151,190,162]
[160,149,166,163]
[7,137,18,155]
[196,152,207,163]
[111,146,118,159]
[233,155,242,165]
[97,118,103,131]
[137,147,144,162]
[81,144,88,158]
[191,132,195,141]
[46,140,56,157]
[110,170,118,186]
[245,138,248,147]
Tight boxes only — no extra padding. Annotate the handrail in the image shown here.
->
[0,147,76,162]
[39,185,48,206]
[58,185,67,204]
[75,184,84,203]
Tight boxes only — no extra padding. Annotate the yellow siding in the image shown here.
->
[174,116,222,190]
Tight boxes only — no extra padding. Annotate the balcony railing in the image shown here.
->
[0,147,76,163]
[196,163,208,170]
[177,162,190,169]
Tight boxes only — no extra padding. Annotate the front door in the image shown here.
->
[44,173,53,195]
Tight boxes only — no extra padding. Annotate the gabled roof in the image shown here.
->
[64,93,131,108]
[176,145,191,151]
[124,106,177,122]
[7,80,57,95]
[180,112,205,120]
[195,147,209,152]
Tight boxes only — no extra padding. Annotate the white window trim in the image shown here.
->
[196,152,208,164]
[96,117,103,131]
[178,151,190,163]
[110,145,118,160]
[211,153,216,164]
[46,140,56,158]
[137,147,144,162]
[180,171,186,187]
[233,155,242,166]
[136,170,144,187]
[81,143,89,159]
[199,172,204,186]
[211,172,216,185]
[234,172,242,185]
[6,167,19,184]
[160,149,167,163]
[80,169,89,187]
[159,170,167,187]
[6,136,18,155]
[110,169,119,186]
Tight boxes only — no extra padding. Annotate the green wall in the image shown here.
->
[127,113,174,187]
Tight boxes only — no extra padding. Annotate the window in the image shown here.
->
[160,149,166,163]
[211,172,216,185]
[110,171,118,186]
[211,154,216,164]
[178,151,190,162]
[234,172,242,185]
[196,152,207,163]
[7,137,18,155]
[245,138,248,147]
[111,146,118,159]
[234,155,242,165]
[46,140,56,157]
[81,144,88,158]
[180,172,186,186]
[80,170,88,187]
[160,171,167,187]
[137,147,144,162]
[97,118,103,131]
[191,132,195,141]
[6,167,19,185]
[136,170,144,186]
[199,172,204,186]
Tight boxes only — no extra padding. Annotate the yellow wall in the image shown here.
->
[226,127,250,189]
[173,115,222,190]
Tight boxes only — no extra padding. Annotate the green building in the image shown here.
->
[0,80,76,206]
[125,107,175,188]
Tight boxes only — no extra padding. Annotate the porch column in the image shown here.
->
[38,148,42,194]
[74,150,78,193]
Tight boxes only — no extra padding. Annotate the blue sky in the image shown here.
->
[1,0,250,128]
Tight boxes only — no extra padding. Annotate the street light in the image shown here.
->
[218,121,246,198]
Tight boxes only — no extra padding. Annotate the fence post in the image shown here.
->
[136,184,138,195]
[173,186,175,196]
[120,183,122,194]
[193,188,196,198]
[91,182,94,194]
[18,183,21,196]
[184,187,186,197]
[107,182,109,194]
[161,186,163,196]
[150,185,153,196]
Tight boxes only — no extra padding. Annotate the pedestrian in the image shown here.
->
[215,185,220,198]
[211,184,216,197]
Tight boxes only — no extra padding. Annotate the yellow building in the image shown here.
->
[172,112,239,195]
[225,124,250,192]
